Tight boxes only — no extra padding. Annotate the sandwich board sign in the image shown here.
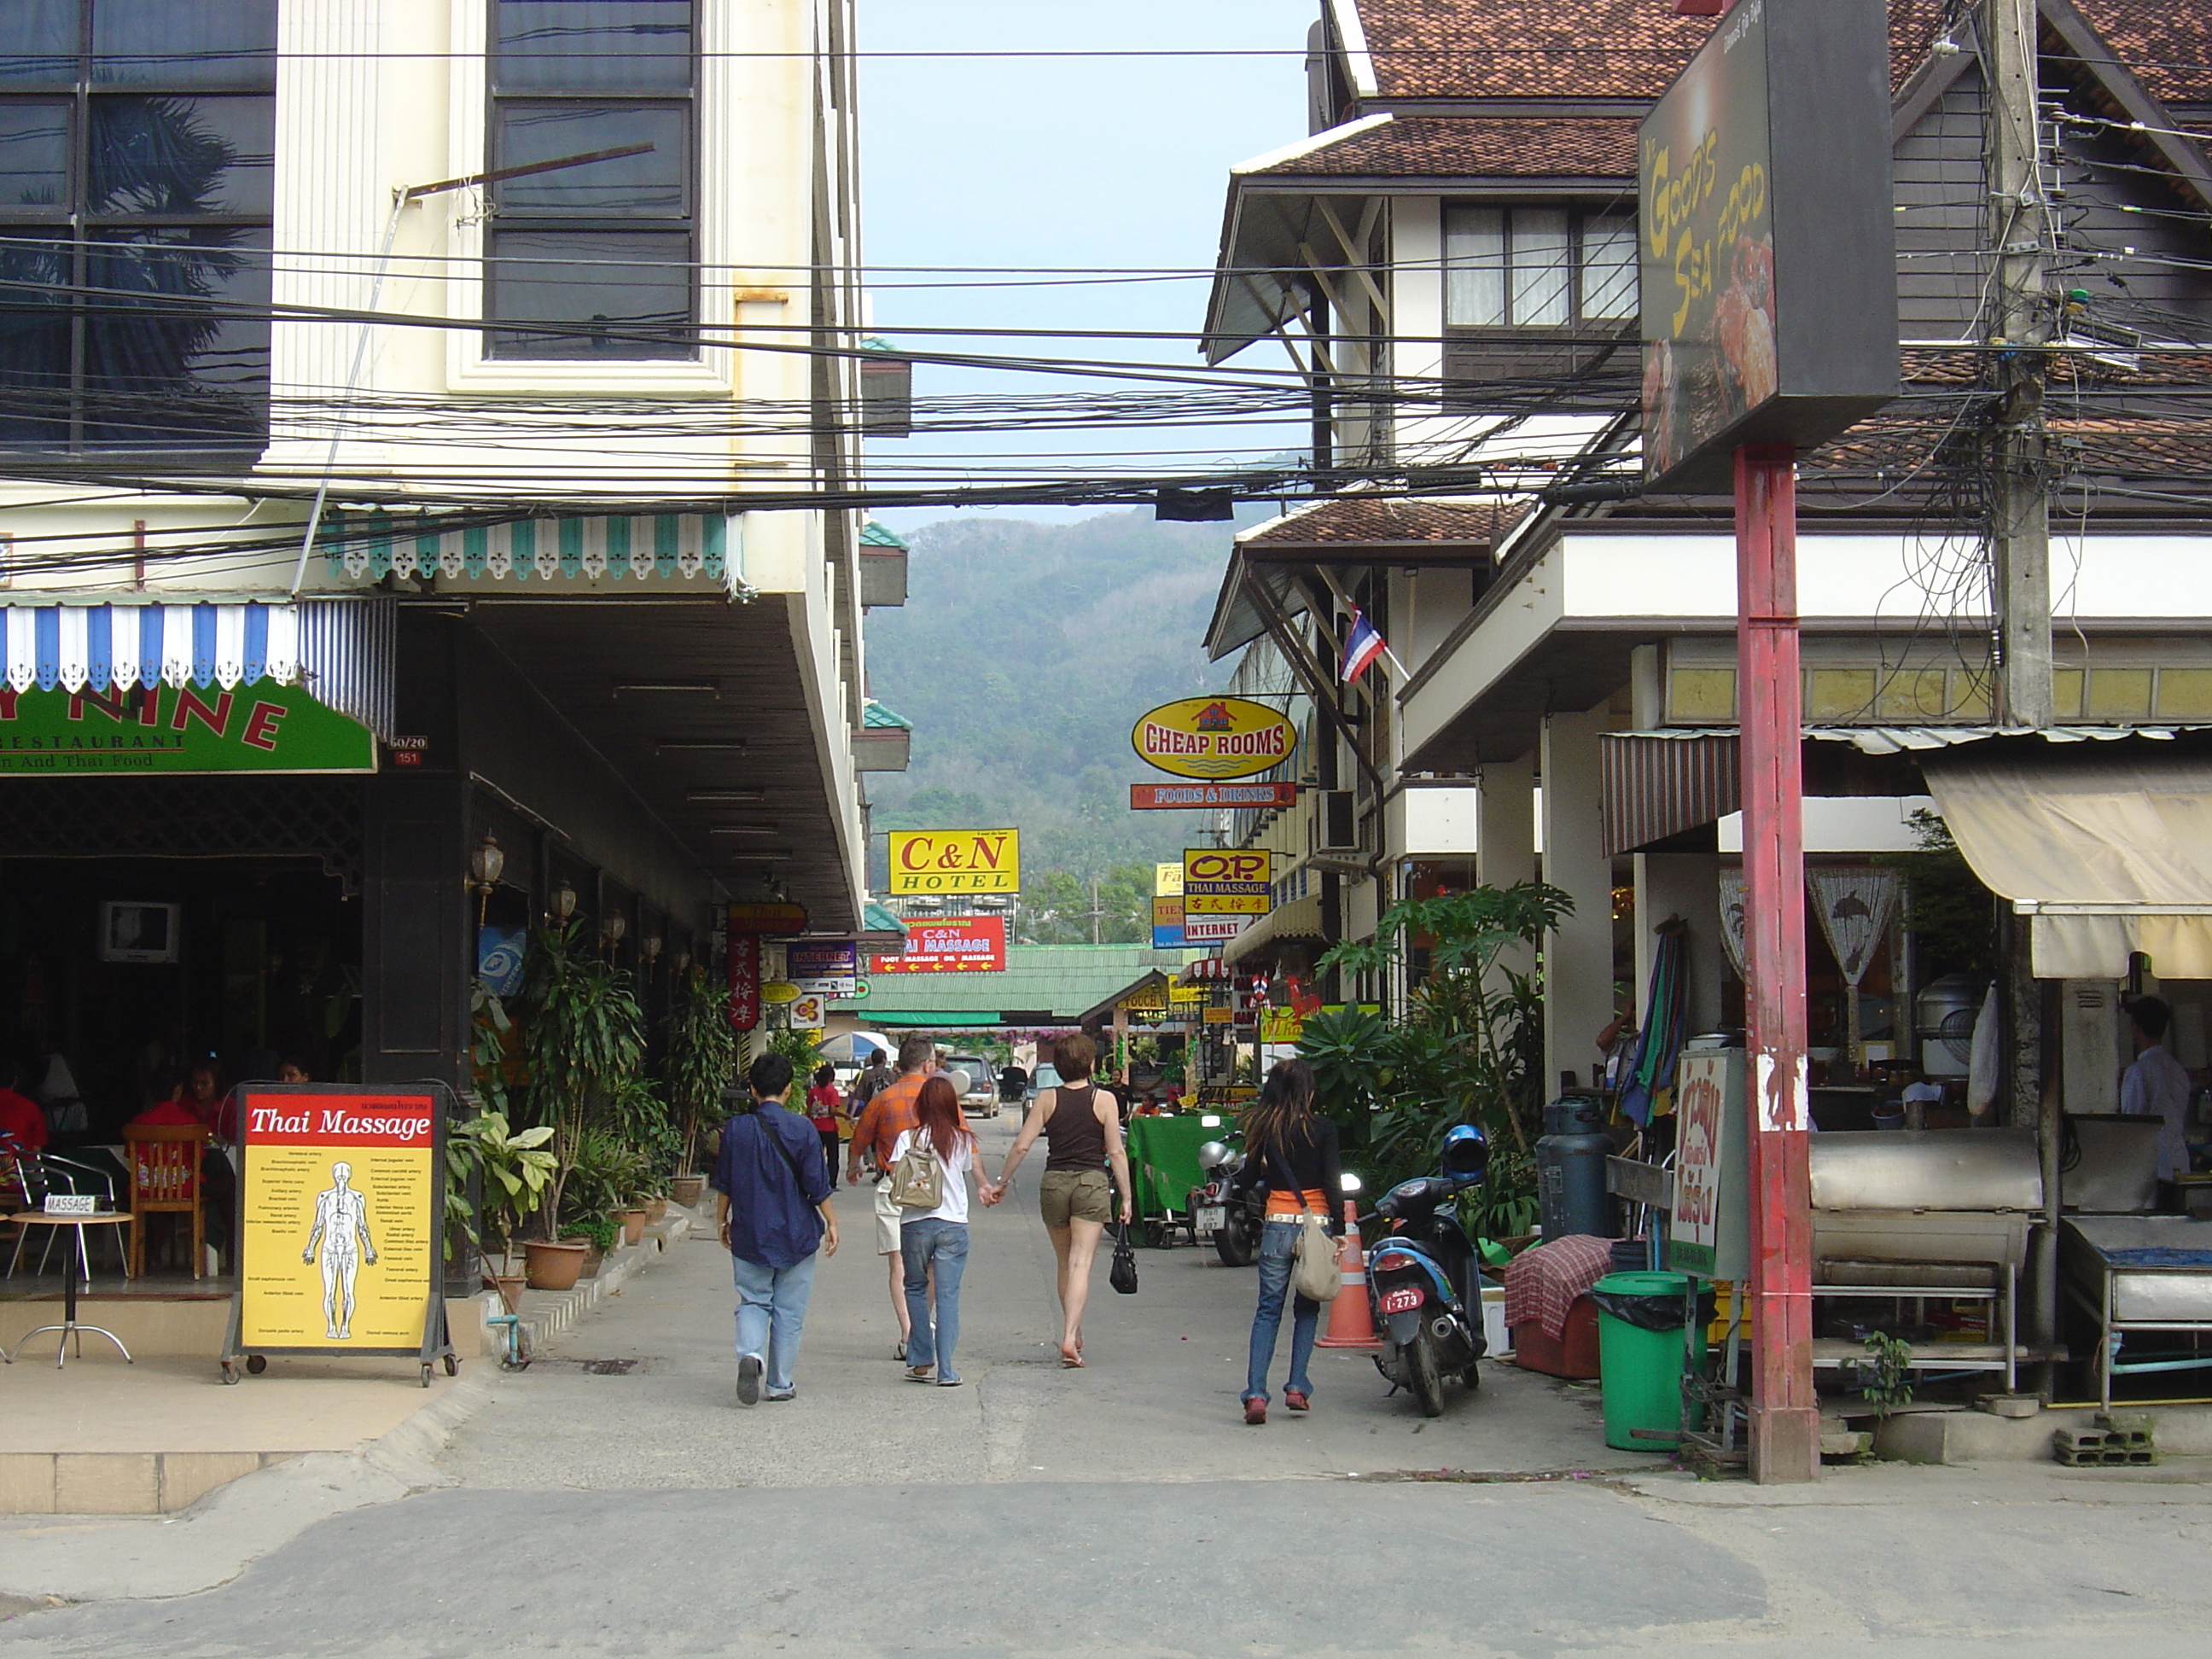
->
[1666,1050,1750,1281]
[222,1083,454,1384]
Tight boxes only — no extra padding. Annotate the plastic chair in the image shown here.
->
[124,1126,207,1279]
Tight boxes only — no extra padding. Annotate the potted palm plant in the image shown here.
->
[519,923,645,1289]
[663,964,733,1208]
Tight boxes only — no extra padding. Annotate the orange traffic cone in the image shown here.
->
[1317,1201,1381,1351]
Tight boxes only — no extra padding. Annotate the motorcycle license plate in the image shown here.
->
[1377,1285,1425,1315]
[1196,1206,1226,1233]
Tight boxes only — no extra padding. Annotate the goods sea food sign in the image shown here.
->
[1132,697,1296,782]
[1638,0,1897,490]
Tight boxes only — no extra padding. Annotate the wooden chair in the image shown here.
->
[124,1125,208,1279]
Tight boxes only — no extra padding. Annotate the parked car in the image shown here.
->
[1027,1063,1063,1100]
[942,1055,999,1118]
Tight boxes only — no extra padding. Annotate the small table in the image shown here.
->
[3,1212,136,1368]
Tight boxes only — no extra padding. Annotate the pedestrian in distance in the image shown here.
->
[847,1033,936,1359]
[805,1063,843,1189]
[982,1032,1133,1368]
[893,1075,982,1386]
[1232,1057,1343,1425]
[712,1051,839,1406]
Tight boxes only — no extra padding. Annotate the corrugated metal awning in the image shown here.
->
[1599,732,1741,858]
[2,597,393,742]
[1221,894,1327,966]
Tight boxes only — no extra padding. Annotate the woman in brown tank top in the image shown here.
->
[982,1032,1133,1366]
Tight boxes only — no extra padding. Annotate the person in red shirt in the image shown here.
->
[0,1057,48,1152]
[128,1066,236,1269]
[803,1064,843,1190]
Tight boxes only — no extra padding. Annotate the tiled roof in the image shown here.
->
[862,698,911,731]
[1250,115,1637,180]
[2071,1,2212,107]
[1241,495,1521,547]
[1348,0,1953,102]
[859,520,907,550]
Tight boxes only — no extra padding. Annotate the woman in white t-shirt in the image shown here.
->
[893,1075,980,1386]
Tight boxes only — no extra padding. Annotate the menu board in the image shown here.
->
[236,1087,440,1353]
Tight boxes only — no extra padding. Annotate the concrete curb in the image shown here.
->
[496,1204,698,1360]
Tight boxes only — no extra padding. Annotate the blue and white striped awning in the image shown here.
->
[0,598,394,741]
[325,513,734,585]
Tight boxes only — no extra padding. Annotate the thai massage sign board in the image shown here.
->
[1667,1050,1750,1281]
[224,1084,453,1382]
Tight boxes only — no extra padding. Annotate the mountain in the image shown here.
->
[864,509,1253,884]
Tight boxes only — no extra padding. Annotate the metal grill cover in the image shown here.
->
[1809,1130,2043,1213]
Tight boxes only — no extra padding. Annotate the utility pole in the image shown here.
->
[1987,0,2052,730]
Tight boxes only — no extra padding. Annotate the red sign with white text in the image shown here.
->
[872,917,1007,975]
[242,1091,436,1148]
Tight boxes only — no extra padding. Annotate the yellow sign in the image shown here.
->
[1154,862,1185,897]
[1152,897,1184,929]
[1260,1008,1306,1044]
[1184,847,1272,917]
[1168,975,1205,1005]
[236,1088,439,1353]
[760,981,801,1005]
[1202,1006,1233,1025]
[1132,697,1297,781]
[888,829,1021,894]
[1120,980,1169,1015]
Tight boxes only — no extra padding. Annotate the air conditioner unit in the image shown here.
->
[1317,789,1359,853]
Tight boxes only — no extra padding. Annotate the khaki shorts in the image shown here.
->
[873,1178,903,1255]
[1039,1168,1114,1229]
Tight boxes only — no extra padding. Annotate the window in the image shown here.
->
[0,0,276,451]
[1444,207,1638,329]
[486,0,696,360]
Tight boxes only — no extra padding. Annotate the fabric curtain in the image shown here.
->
[1921,753,2212,979]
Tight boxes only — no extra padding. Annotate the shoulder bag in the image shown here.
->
[1109,1221,1139,1295]
[888,1132,946,1210]
[1272,1134,1342,1304]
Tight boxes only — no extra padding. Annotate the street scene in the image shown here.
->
[8,0,2212,1653]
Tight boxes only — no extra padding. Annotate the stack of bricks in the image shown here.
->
[2052,1411,2158,1466]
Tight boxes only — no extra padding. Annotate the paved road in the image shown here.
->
[5,1113,2211,1656]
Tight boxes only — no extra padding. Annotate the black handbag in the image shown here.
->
[1109,1223,1138,1295]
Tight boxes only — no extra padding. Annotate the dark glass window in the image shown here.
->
[486,0,696,360]
[0,0,275,452]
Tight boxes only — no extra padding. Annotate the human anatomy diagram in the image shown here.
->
[302,1161,379,1340]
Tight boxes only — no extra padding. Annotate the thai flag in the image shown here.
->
[1339,608,1388,682]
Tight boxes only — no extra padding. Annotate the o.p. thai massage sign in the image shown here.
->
[1132,698,1296,781]
[1666,1050,1749,1280]
[0,682,375,774]
[870,917,1006,975]
[231,1086,446,1365]
[1182,848,1271,942]
[887,830,1020,895]
[1639,0,1896,489]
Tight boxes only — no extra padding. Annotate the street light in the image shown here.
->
[550,881,578,923]
[469,832,504,927]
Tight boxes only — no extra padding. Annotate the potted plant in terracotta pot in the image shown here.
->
[451,1110,557,1308]
[662,964,733,1208]
[518,922,644,1289]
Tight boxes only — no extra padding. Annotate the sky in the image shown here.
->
[857,0,1320,531]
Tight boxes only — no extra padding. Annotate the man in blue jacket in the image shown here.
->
[711,1052,840,1404]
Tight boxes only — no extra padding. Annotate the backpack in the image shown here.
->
[888,1133,945,1210]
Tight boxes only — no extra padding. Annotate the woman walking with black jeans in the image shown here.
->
[1231,1058,1343,1425]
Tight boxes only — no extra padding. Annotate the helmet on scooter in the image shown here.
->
[1440,1122,1488,1183]
[1196,1140,1231,1172]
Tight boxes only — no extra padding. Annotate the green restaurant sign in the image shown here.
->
[0,682,376,775]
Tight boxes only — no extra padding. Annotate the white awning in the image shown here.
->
[1920,753,2212,979]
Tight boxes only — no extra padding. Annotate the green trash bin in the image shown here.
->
[1591,1271,1708,1452]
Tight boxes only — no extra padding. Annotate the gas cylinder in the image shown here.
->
[1536,1091,1611,1239]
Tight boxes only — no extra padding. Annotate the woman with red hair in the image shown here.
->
[892,1075,981,1385]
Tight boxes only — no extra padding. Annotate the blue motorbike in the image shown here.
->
[1364,1124,1489,1417]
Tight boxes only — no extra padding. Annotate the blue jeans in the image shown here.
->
[1244,1220,1318,1404]
[731,1250,818,1394]
[900,1217,969,1381]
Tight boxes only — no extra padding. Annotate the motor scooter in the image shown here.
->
[1190,1134,1262,1266]
[1364,1123,1488,1417]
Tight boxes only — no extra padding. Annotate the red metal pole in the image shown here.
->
[1734,442,1819,1483]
